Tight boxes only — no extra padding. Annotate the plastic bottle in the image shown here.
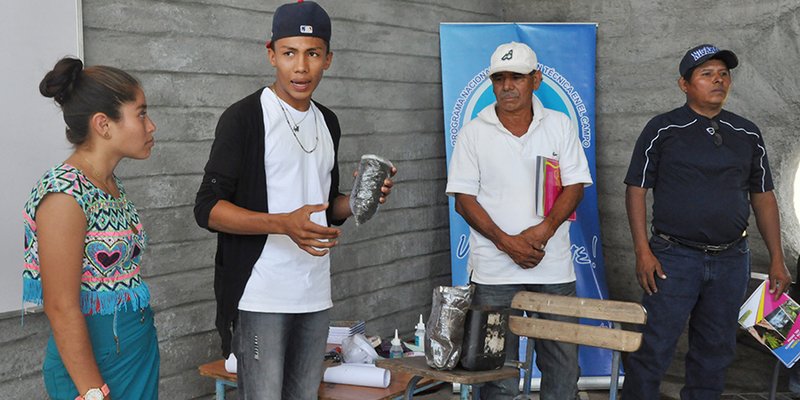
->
[414,314,426,347]
[389,329,403,359]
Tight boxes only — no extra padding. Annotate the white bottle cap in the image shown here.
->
[391,329,401,346]
[415,314,425,330]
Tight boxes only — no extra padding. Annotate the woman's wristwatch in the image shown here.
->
[76,384,110,400]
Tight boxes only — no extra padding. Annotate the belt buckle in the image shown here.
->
[703,240,735,254]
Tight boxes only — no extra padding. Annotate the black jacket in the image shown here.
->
[194,87,344,356]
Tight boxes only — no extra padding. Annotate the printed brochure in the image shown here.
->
[738,280,800,368]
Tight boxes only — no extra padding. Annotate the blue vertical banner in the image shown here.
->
[440,23,615,379]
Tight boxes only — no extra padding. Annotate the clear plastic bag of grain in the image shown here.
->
[349,154,394,225]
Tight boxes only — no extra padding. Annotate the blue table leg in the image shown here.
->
[216,379,225,400]
[460,384,470,400]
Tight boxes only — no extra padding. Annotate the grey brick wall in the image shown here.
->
[2,1,798,398]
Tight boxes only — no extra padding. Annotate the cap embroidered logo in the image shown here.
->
[501,49,514,61]
[691,45,719,61]
[300,25,313,33]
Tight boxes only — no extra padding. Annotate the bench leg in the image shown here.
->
[404,375,423,400]
[609,350,621,400]
[522,337,535,396]
[216,379,226,400]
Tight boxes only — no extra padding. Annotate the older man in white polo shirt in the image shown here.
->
[446,41,593,400]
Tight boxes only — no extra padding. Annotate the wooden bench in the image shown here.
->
[377,291,647,400]
[198,359,441,400]
[510,291,646,400]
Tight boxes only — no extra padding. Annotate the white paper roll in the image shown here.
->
[323,363,391,388]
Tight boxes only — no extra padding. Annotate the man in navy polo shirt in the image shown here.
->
[622,44,792,399]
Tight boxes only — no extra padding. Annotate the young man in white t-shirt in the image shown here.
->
[194,2,395,398]
[446,41,592,400]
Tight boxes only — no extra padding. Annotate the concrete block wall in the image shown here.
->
[501,0,800,302]
[0,1,501,398]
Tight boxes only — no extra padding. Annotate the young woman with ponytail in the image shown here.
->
[23,57,158,400]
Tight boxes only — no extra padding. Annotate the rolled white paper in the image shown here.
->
[323,363,391,388]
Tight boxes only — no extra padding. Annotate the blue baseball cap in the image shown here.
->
[268,1,331,48]
[679,44,738,78]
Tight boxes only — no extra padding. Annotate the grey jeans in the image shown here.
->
[472,281,580,400]
[233,309,330,400]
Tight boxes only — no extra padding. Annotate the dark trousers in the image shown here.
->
[623,236,750,400]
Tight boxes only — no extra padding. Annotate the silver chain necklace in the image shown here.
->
[270,86,319,154]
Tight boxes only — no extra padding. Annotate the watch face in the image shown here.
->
[84,388,105,400]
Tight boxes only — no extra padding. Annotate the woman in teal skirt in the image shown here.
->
[23,57,159,400]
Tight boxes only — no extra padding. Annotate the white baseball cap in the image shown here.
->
[488,42,538,75]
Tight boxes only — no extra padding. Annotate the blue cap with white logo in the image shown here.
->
[679,44,738,78]
[268,1,331,48]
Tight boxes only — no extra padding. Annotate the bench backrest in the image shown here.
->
[508,291,647,352]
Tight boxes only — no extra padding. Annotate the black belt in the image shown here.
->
[652,228,746,254]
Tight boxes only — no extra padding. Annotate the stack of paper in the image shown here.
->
[327,320,366,344]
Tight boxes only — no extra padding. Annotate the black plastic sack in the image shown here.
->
[425,285,474,370]
[349,154,394,226]
[460,305,508,371]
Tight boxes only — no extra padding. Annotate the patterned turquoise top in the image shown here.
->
[22,163,150,315]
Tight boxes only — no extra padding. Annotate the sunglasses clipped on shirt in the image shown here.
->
[708,120,723,147]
